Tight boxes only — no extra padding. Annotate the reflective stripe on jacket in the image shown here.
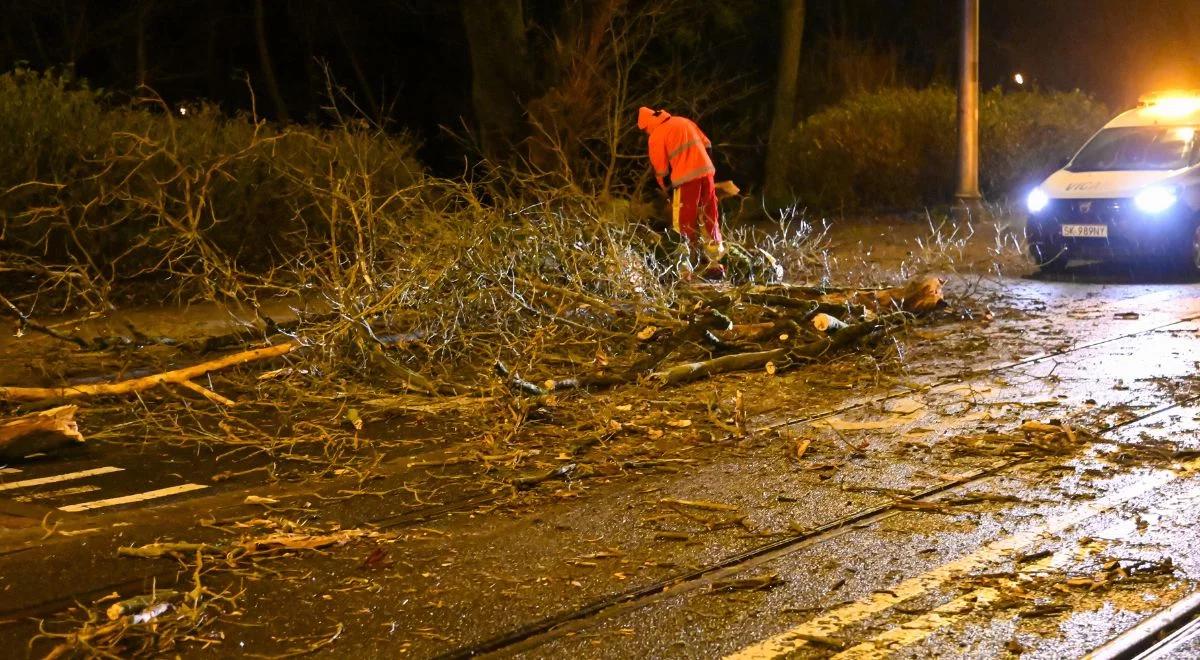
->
[646,113,714,189]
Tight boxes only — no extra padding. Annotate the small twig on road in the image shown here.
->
[0,292,89,349]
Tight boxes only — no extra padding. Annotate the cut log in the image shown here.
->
[811,313,848,333]
[737,277,945,315]
[712,322,776,342]
[651,317,887,386]
[0,405,84,459]
[838,276,945,313]
[497,310,733,396]
[0,342,297,403]
[652,347,788,385]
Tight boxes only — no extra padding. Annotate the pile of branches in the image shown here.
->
[0,76,954,441]
[497,276,945,396]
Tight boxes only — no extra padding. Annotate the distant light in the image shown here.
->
[1027,187,1049,214]
[1134,186,1177,214]
[1013,73,1025,85]
[178,107,188,116]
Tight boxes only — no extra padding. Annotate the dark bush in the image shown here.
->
[781,86,1110,212]
[0,69,422,291]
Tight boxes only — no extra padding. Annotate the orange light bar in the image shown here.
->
[1139,90,1200,117]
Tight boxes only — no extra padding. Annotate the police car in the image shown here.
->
[1026,91,1200,272]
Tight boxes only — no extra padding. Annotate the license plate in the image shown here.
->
[1061,224,1108,238]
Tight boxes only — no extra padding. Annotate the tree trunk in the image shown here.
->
[2,2,20,66]
[461,0,535,159]
[764,0,806,206]
[333,17,382,122]
[290,3,320,120]
[135,0,151,88]
[21,5,48,67]
[253,0,290,122]
[63,3,89,65]
[206,14,222,100]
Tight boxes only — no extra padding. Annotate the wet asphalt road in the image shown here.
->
[3,255,1200,658]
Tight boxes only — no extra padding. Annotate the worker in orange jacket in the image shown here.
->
[637,106,726,277]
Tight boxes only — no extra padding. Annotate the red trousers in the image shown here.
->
[671,175,724,262]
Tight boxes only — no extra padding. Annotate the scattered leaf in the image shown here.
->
[360,547,394,570]
[794,438,811,460]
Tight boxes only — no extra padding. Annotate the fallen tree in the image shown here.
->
[1,275,942,407]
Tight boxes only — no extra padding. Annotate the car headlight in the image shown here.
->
[1134,186,1178,214]
[1026,188,1049,214]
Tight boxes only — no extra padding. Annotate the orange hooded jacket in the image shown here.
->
[637,107,714,190]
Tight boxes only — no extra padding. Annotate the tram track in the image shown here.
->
[432,388,1200,659]
[1088,590,1200,660]
[2,309,1199,638]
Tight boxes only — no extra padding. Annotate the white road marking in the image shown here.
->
[0,467,20,474]
[0,466,123,492]
[724,460,1200,660]
[58,483,208,512]
[13,484,102,503]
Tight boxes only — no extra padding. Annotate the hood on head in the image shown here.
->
[637,106,670,132]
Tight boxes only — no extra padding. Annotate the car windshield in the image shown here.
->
[1068,126,1198,171]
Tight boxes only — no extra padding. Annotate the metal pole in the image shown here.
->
[956,0,981,204]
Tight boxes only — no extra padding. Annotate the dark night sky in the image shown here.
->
[3,0,1200,164]
[983,0,1200,107]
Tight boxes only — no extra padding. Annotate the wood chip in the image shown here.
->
[659,498,739,512]
[709,573,782,593]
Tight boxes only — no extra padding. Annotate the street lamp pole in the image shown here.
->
[956,0,982,207]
